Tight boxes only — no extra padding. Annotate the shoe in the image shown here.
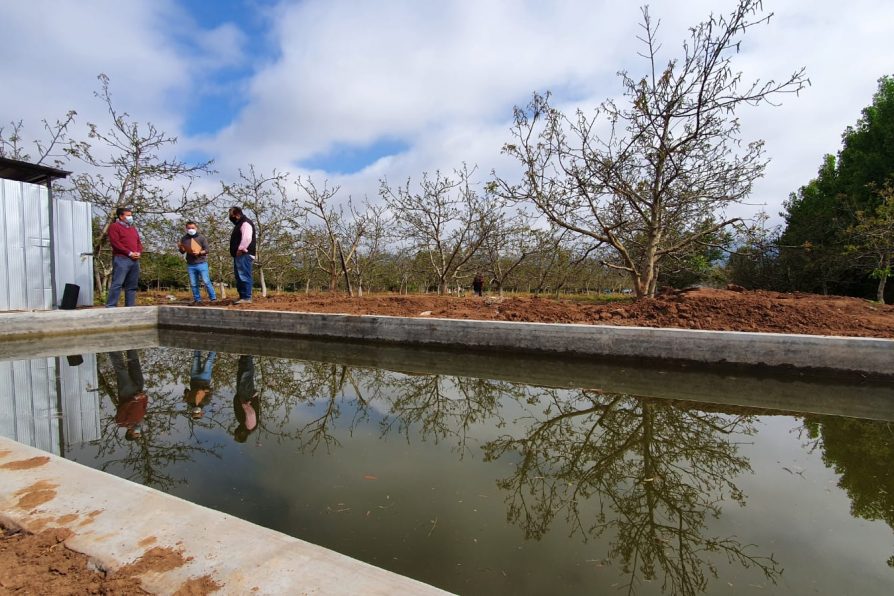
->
[190,301,202,306]
[233,298,252,305]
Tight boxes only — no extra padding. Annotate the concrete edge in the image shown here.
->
[0,305,891,376]
[0,306,158,340]
[0,437,449,595]
[155,306,894,377]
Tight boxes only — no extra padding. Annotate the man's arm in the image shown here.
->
[237,222,253,253]
[107,223,126,254]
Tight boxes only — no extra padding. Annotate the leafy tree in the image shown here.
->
[846,184,894,302]
[492,0,806,298]
[779,76,894,300]
[803,415,894,567]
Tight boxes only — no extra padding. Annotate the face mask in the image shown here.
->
[124,215,134,224]
[187,229,197,236]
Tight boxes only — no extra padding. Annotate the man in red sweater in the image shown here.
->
[106,207,143,307]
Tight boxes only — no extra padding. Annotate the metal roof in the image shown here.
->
[0,156,71,186]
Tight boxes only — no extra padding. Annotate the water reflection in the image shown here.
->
[483,391,781,595]
[95,350,222,491]
[803,415,894,568]
[184,350,215,420]
[4,345,872,594]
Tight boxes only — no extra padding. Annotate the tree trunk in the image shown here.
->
[259,266,268,298]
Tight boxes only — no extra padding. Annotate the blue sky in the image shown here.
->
[2,0,893,221]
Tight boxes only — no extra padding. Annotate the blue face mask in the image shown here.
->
[124,215,134,224]
[187,229,197,236]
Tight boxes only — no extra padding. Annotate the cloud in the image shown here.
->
[2,0,892,226]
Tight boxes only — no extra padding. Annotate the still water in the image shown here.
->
[2,333,893,595]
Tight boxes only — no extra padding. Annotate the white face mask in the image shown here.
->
[124,215,134,224]
[187,229,197,236]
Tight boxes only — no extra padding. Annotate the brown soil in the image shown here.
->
[0,525,221,595]
[191,287,894,338]
[0,526,146,595]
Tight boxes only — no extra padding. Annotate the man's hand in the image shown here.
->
[129,252,141,260]
[236,249,246,256]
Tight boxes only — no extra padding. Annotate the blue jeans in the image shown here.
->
[191,350,216,383]
[187,262,217,302]
[107,255,140,307]
[233,254,254,299]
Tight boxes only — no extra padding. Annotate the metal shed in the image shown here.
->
[0,156,94,310]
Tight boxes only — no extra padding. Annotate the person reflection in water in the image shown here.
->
[233,355,260,443]
[184,350,216,419]
[109,350,147,441]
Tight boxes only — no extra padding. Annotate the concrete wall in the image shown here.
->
[0,306,157,341]
[157,307,894,377]
[0,305,890,377]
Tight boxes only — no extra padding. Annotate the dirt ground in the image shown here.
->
[0,525,147,595]
[170,287,894,338]
[0,524,220,595]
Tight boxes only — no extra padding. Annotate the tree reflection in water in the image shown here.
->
[92,348,781,594]
[483,390,781,595]
[803,415,894,568]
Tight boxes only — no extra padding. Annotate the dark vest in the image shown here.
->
[229,215,257,257]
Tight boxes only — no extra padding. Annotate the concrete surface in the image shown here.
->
[0,306,157,340]
[0,436,449,595]
[0,328,159,361]
[157,306,894,377]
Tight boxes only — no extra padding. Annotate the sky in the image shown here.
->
[1,0,892,225]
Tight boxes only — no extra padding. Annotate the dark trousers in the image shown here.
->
[107,255,140,307]
[233,254,254,299]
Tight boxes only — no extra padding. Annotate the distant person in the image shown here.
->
[178,221,217,305]
[109,350,147,441]
[106,207,142,307]
[228,206,256,304]
[233,355,260,443]
[472,273,484,297]
[183,350,216,419]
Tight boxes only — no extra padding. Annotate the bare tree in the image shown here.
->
[66,74,214,293]
[296,178,364,295]
[350,202,392,296]
[380,165,498,295]
[0,111,77,168]
[492,1,807,298]
[479,210,536,296]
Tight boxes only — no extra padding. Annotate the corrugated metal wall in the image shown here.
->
[0,179,94,310]
[0,358,60,454]
[60,354,101,448]
[0,179,53,310]
[53,197,95,306]
[0,355,100,456]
